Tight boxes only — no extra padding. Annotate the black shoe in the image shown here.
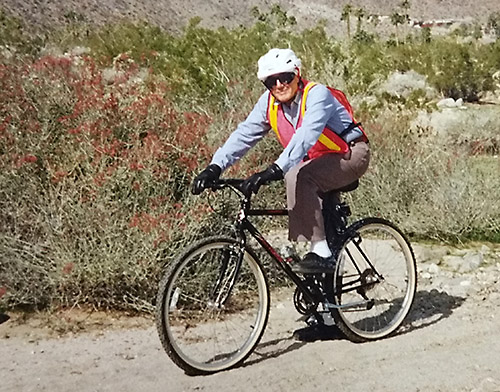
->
[291,252,336,274]
[292,323,342,342]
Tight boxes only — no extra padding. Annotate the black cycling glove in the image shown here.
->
[191,164,222,195]
[241,163,283,196]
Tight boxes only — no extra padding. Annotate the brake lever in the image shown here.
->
[209,179,252,200]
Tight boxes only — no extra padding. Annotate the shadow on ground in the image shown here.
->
[401,289,465,334]
[0,313,10,325]
[243,323,345,368]
[243,337,307,368]
[242,289,464,368]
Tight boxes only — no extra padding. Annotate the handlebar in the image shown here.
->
[204,178,288,217]
[203,178,253,214]
[210,178,247,195]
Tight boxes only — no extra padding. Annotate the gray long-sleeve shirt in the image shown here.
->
[211,83,362,174]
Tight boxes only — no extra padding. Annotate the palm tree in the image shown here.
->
[390,0,410,44]
[341,4,353,39]
[354,7,366,34]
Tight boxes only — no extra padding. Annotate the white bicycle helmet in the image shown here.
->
[257,48,302,81]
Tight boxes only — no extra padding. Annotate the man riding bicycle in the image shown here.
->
[192,48,370,274]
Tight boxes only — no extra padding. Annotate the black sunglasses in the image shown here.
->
[263,72,296,90]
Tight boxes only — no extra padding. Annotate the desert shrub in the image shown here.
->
[487,12,500,38]
[0,54,224,311]
[0,51,285,311]
[349,108,500,242]
[0,9,31,50]
[420,40,488,101]
[4,6,500,102]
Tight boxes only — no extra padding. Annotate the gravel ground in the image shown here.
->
[2,242,500,392]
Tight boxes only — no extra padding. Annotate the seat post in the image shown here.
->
[321,180,359,249]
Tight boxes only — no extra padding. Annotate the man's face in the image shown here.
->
[265,72,299,103]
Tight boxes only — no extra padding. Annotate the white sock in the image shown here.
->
[310,239,332,258]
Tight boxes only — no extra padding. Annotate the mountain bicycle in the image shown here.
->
[155,178,417,375]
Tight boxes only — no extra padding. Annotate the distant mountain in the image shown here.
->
[2,0,500,35]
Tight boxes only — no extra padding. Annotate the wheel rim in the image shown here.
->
[335,223,416,339]
[163,241,268,372]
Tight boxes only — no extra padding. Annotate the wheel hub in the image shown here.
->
[358,269,379,295]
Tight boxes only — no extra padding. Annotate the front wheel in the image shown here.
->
[330,218,417,342]
[155,236,269,375]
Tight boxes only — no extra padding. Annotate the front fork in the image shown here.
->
[209,232,247,308]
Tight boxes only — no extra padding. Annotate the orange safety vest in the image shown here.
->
[267,80,367,160]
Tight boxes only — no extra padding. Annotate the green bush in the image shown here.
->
[349,108,500,241]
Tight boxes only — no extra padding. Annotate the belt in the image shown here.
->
[349,136,369,146]
[304,137,369,161]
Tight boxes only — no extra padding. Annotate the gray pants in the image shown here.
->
[285,141,370,242]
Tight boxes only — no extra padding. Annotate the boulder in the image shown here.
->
[459,251,484,273]
[428,263,441,274]
[378,70,437,99]
[442,255,464,272]
[436,97,464,108]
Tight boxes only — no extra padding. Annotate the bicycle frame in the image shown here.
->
[240,206,380,313]
[240,208,321,304]
[215,180,382,312]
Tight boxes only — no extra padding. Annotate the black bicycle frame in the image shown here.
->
[213,180,381,310]
[238,207,321,305]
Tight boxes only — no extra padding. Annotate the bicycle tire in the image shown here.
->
[330,218,417,342]
[155,236,270,375]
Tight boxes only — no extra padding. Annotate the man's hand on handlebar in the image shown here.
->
[191,164,222,195]
[241,163,283,196]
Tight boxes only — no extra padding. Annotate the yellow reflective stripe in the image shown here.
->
[318,133,341,151]
[300,82,316,118]
[301,82,342,152]
[268,94,281,142]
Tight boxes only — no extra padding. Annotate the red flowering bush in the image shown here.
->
[0,53,225,311]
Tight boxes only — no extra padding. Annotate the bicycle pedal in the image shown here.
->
[305,314,321,326]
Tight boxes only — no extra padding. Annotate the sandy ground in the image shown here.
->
[2,242,500,392]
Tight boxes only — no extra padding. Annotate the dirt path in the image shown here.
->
[2,243,500,392]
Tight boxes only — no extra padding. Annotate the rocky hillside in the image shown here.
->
[2,0,500,35]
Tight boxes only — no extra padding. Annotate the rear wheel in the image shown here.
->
[331,218,417,342]
[155,236,269,375]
